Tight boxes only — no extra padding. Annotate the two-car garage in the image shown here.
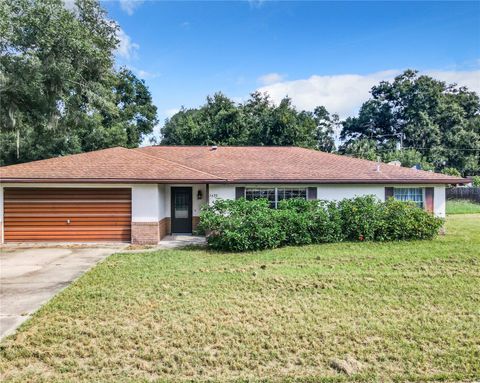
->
[3,188,131,243]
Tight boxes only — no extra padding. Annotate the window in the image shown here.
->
[277,188,307,202]
[245,188,276,208]
[393,188,424,208]
[245,187,307,208]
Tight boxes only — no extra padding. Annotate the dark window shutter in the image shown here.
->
[235,187,245,200]
[385,187,394,200]
[425,187,434,213]
[307,187,317,200]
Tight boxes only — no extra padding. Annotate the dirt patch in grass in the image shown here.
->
[330,356,364,376]
[123,244,156,251]
[1,215,479,382]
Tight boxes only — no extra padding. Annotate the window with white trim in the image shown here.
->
[245,187,307,208]
[393,187,424,208]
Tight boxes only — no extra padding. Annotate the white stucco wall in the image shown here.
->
[208,184,236,204]
[192,184,207,216]
[316,185,386,201]
[158,184,166,219]
[434,185,446,218]
[131,184,159,222]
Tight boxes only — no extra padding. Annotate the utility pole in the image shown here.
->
[396,133,403,150]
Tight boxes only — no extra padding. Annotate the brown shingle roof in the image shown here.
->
[137,146,465,184]
[0,145,466,184]
[0,147,222,183]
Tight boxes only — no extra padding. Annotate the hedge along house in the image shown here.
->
[0,146,466,244]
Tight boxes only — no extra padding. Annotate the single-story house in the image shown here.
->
[0,146,466,244]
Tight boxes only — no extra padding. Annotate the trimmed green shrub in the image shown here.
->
[378,198,444,240]
[198,198,283,252]
[338,195,384,241]
[199,195,445,251]
[277,198,344,244]
[309,200,345,243]
[275,206,312,246]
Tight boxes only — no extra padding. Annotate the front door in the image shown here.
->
[171,187,192,234]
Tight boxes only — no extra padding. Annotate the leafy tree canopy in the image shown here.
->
[0,0,157,165]
[161,91,337,151]
[340,70,480,175]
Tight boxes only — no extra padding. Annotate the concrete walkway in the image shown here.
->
[158,235,206,249]
[118,235,206,253]
[0,245,122,339]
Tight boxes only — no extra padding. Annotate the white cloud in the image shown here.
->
[116,29,139,59]
[258,69,480,119]
[128,67,159,79]
[163,108,180,118]
[258,72,285,85]
[137,69,158,79]
[258,70,397,119]
[426,70,480,93]
[119,0,144,15]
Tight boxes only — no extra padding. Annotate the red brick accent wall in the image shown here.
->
[159,218,170,240]
[192,216,200,232]
[131,222,159,245]
[166,218,171,236]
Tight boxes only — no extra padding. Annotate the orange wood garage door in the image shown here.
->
[3,188,131,242]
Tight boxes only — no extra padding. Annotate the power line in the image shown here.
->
[375,147,480,152]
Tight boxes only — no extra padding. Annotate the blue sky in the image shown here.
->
[105,0,480,130]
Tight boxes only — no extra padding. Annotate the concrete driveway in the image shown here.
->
[0,245,123,339]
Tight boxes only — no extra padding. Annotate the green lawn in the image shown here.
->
[446,199,480,214]
[1,215,479,382]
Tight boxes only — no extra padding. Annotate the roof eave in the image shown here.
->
[224,178,468,185]
[1,177,468,185]
[0,178,223,184]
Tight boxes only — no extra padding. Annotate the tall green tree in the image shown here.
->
[340,70,480,175]
[312,106,337,152]
[343,138,378,161]
[161,91,334,150]
[0,0,157,165]
[382,149,434,171]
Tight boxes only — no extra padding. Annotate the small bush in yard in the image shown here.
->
[310,200,345,243]
[276,199,315,246]
[200,196,445,251]
[198,198,283,251]
[338,195,383,241]
[277,198,344,245]
[378,198,444,240]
